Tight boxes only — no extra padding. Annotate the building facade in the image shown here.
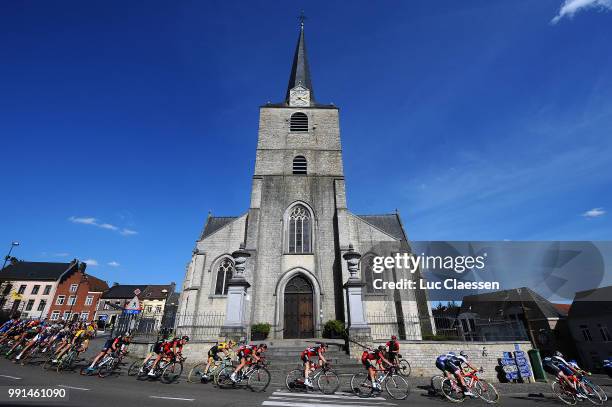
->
[94,284,147,327]
[48,267,108,323]
[0,260,82,319]
[177,24,431,340]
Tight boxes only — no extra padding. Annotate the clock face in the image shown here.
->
[290,86,310,107]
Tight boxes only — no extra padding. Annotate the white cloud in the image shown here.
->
[120,228,138,236]
[107,261,120,267]
[582,207,606,218]
[69,216,137,236]
[551,0,612,24]
[83,259,99,266]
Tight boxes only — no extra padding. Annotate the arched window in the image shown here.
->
[361,255,376,294]
[293,156,307,175]
[214,258,233,295]
[290,112,308,132]
[288,204,312,253]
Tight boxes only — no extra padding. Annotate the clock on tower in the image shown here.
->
[289,85,310,107]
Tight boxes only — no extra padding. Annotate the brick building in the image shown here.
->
[177,23,431,340]
[47,266,108,322]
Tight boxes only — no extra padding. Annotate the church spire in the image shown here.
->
[285,13,314,104]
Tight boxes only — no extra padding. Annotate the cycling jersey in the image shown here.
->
[361,349,384,368]
[237,345,257,359]
[163,339,182,355]
[301,346,323,363]
[543,356,574,376]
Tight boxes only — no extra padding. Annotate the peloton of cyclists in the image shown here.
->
[301,342,328,388]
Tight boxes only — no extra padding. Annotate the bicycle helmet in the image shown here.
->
[391,335,397,340]
[378,345,386,351]
[259,343,267,349]
[459,351,468,358]
[554,351,564,358]
[182,335,190,342]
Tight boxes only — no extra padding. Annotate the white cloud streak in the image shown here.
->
[69,216,138,236]
[582,207,606,218]
[83,259,99,266]
[107,261,120,267]
[551,0,612,24]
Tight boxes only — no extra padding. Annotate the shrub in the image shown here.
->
[251,322,271,335]
[323,320,345,339]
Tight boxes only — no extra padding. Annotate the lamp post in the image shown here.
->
[343,244,371,340]
[1,242,20,271]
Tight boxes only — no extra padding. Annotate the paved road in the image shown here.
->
[0,355,609,406]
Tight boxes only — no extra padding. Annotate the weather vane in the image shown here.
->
[298,10,307,28]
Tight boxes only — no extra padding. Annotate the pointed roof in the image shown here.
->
[285,22,314,103]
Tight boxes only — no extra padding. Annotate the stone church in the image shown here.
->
[177,23,431,341]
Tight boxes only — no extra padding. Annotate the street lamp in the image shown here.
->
[1,242,20,271]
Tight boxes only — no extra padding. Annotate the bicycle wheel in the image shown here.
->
[80,365,94,376]
[551,381,577,406]
[127,360,141,376]
[350,372,373,398]
[430,375,445,394]
[247,367,271,392]
[317,370,340,395]
[475,379,499,404]
[584,380,607,402]
[285,369,305,391]
[161,361,183,383]
[188,362,207,383]
[217,366,235,388]
[579,380,603,405]
[384,374,410,400]
[98,363,113,378]
[441,378,465,403]
[42,355,55,371]
[398,359,411,377]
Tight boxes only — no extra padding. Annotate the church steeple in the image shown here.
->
[285,16,314,105]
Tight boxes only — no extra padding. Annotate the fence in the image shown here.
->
[367,313,529,342]
[113,311,225,343]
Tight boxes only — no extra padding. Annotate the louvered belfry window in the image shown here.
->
[288,205,311,253]
[290,112,308,132]
[293,156,307,175]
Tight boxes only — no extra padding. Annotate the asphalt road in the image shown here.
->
[0,355,603,407]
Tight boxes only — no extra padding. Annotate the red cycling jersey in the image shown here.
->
[301,346,319,358]
[361,349,384,362]
[238,345,257,356]
[386,340,399,352]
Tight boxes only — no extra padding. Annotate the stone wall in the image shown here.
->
[348,340,534,381]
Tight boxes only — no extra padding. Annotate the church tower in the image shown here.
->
[177,20,431,342]
[244,21,346,338]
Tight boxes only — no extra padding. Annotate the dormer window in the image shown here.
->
[293,156,307,175]
[290,112,308,132]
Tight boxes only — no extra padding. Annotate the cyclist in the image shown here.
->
[301,342,328,388]
[435,351,458,382]
[443,351,479,397]
[543,352,585,399]
[202,340,235,382]
[386,335,400,367]
[231,343,267,383]
[139,336,168,374]
[149,335,189,377]
[85,333,127,372]
[15,325,53,362]
[361,345,392,392]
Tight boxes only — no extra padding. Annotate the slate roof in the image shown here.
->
[461,287,566,320]
[355,214,407,241]
[285,24,314,103]
[0,261,76,281]
[141,284,174,300]
[86,275,109,293]
[101,284,147,299]
[200,216,239,239]
[569,285,612,318]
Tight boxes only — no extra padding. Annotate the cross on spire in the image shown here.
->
[298,10,307,29]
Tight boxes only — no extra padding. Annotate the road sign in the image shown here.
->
[125,295,141,311]
[123,309,140,315]
[134,288,141,296]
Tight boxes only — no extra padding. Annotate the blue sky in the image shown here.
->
[1,0,611,288]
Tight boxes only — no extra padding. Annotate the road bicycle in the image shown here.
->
[217,357,271,392]
[395,354,411,377]
[136,354,185,384]
[551,375,603,405]
[441,368,499,404]
[579,375,607,403]
[80,351,126,378]
[285,362,340,394]
[351,365,410,400]
[55,346,81,373]
[188,356,234,384]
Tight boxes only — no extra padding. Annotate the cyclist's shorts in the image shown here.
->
[558,364,573,376]
[301,354,312,365]
[237,350,251,360]
[543,361,561,376]
[362,358,377,369]
[387,352,397,362]
[444,359,461,373]
[102,339,113,350]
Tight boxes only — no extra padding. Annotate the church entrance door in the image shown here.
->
[283,275,314,338]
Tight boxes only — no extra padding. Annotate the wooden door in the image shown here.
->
[284,275,314,338]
